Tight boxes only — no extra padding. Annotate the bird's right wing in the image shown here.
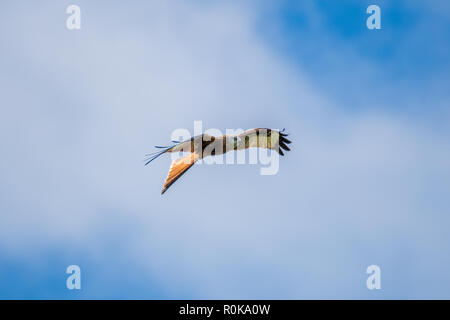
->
[161,152,200,194]
[237,128,291,155]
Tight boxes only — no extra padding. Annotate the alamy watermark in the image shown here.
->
[366,5,381,30]
[154,121,287,176]
[66,5,81,30]
[366,265,381,290]
[66,265,81,290]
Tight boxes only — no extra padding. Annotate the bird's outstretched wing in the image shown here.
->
[237,128,291,155]
[161,152,200,194]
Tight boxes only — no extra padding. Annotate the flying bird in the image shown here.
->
[145,128,291,194]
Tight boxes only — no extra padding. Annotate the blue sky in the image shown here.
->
[0,1,449,299]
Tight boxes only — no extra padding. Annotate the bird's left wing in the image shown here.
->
[161,152,200,194]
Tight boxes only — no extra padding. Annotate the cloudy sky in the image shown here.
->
[0,0,449,299]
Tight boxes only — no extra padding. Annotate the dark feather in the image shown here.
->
[278,129,292,152]
[279,141,290,151]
